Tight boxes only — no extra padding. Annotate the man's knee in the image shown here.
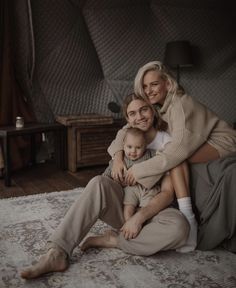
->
[86,175,108,192]
[88,175,113,187]
[86,175,122,201]
[171,213,189,244]
[88,175,103,185]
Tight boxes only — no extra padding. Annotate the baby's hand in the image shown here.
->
[124,168,137,186]
[111,159,126,184]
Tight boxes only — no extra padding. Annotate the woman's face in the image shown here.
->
[126,99,154,132]
[143,70,168,105]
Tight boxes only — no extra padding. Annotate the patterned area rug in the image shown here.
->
[1,188,236,288]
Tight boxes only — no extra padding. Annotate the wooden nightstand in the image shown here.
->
[66,120,124,173]
[0,123,66,186]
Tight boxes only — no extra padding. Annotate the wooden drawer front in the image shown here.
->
[76,128,117,166]
[66,120,124,172]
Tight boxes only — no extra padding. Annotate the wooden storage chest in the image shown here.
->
[66,120,123,172]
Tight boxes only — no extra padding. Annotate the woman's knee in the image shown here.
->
[189,143,219,163]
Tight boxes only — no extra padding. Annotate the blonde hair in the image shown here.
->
[134,61,184,101]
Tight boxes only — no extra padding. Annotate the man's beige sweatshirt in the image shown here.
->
[108,93,236,189]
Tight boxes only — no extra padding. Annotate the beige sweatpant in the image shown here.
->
[49,175,189,257]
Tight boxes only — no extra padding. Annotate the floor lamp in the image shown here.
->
[164,41,193,85]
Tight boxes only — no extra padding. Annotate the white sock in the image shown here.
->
[177,197,198,253]
[178,197,194,219]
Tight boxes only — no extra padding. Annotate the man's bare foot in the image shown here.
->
[80,230,118,251]
[20,247,69,279]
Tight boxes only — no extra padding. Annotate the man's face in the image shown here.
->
[126,99,154,132]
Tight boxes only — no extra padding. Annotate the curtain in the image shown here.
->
[0,0,37,172]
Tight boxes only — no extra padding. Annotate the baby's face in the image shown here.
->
[124,134,146,161]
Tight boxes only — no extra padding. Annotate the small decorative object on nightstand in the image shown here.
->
[15,116,24,128]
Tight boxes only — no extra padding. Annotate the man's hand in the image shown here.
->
[111,151,126,183]
[120,212,143,240]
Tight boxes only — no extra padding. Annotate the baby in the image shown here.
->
[104,127,165,221]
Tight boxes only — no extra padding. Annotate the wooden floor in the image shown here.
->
[0,162,107,199]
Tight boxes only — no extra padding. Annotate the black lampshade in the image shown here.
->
[164,41,193,68]
[108,101,121,113]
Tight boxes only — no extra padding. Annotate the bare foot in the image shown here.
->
[80,230,118,251]
[20,247,69,279]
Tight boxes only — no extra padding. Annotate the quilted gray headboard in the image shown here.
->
[14,0,236,124]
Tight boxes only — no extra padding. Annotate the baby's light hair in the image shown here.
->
[124,127,147,145]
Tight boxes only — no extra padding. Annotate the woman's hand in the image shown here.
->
[111,151,126,184]
[120,213,143,240]
[124,167,137,186]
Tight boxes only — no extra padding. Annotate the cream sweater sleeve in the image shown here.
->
[132,129,205,189]
[107,124,130,157]
[132,98,207,189]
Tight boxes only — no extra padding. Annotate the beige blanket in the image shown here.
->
[190,153,236,252]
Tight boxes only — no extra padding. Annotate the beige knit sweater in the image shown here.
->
[108,93,236,189]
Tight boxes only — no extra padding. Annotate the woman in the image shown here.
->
[20,94,189,279]
[108,61,236,251]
